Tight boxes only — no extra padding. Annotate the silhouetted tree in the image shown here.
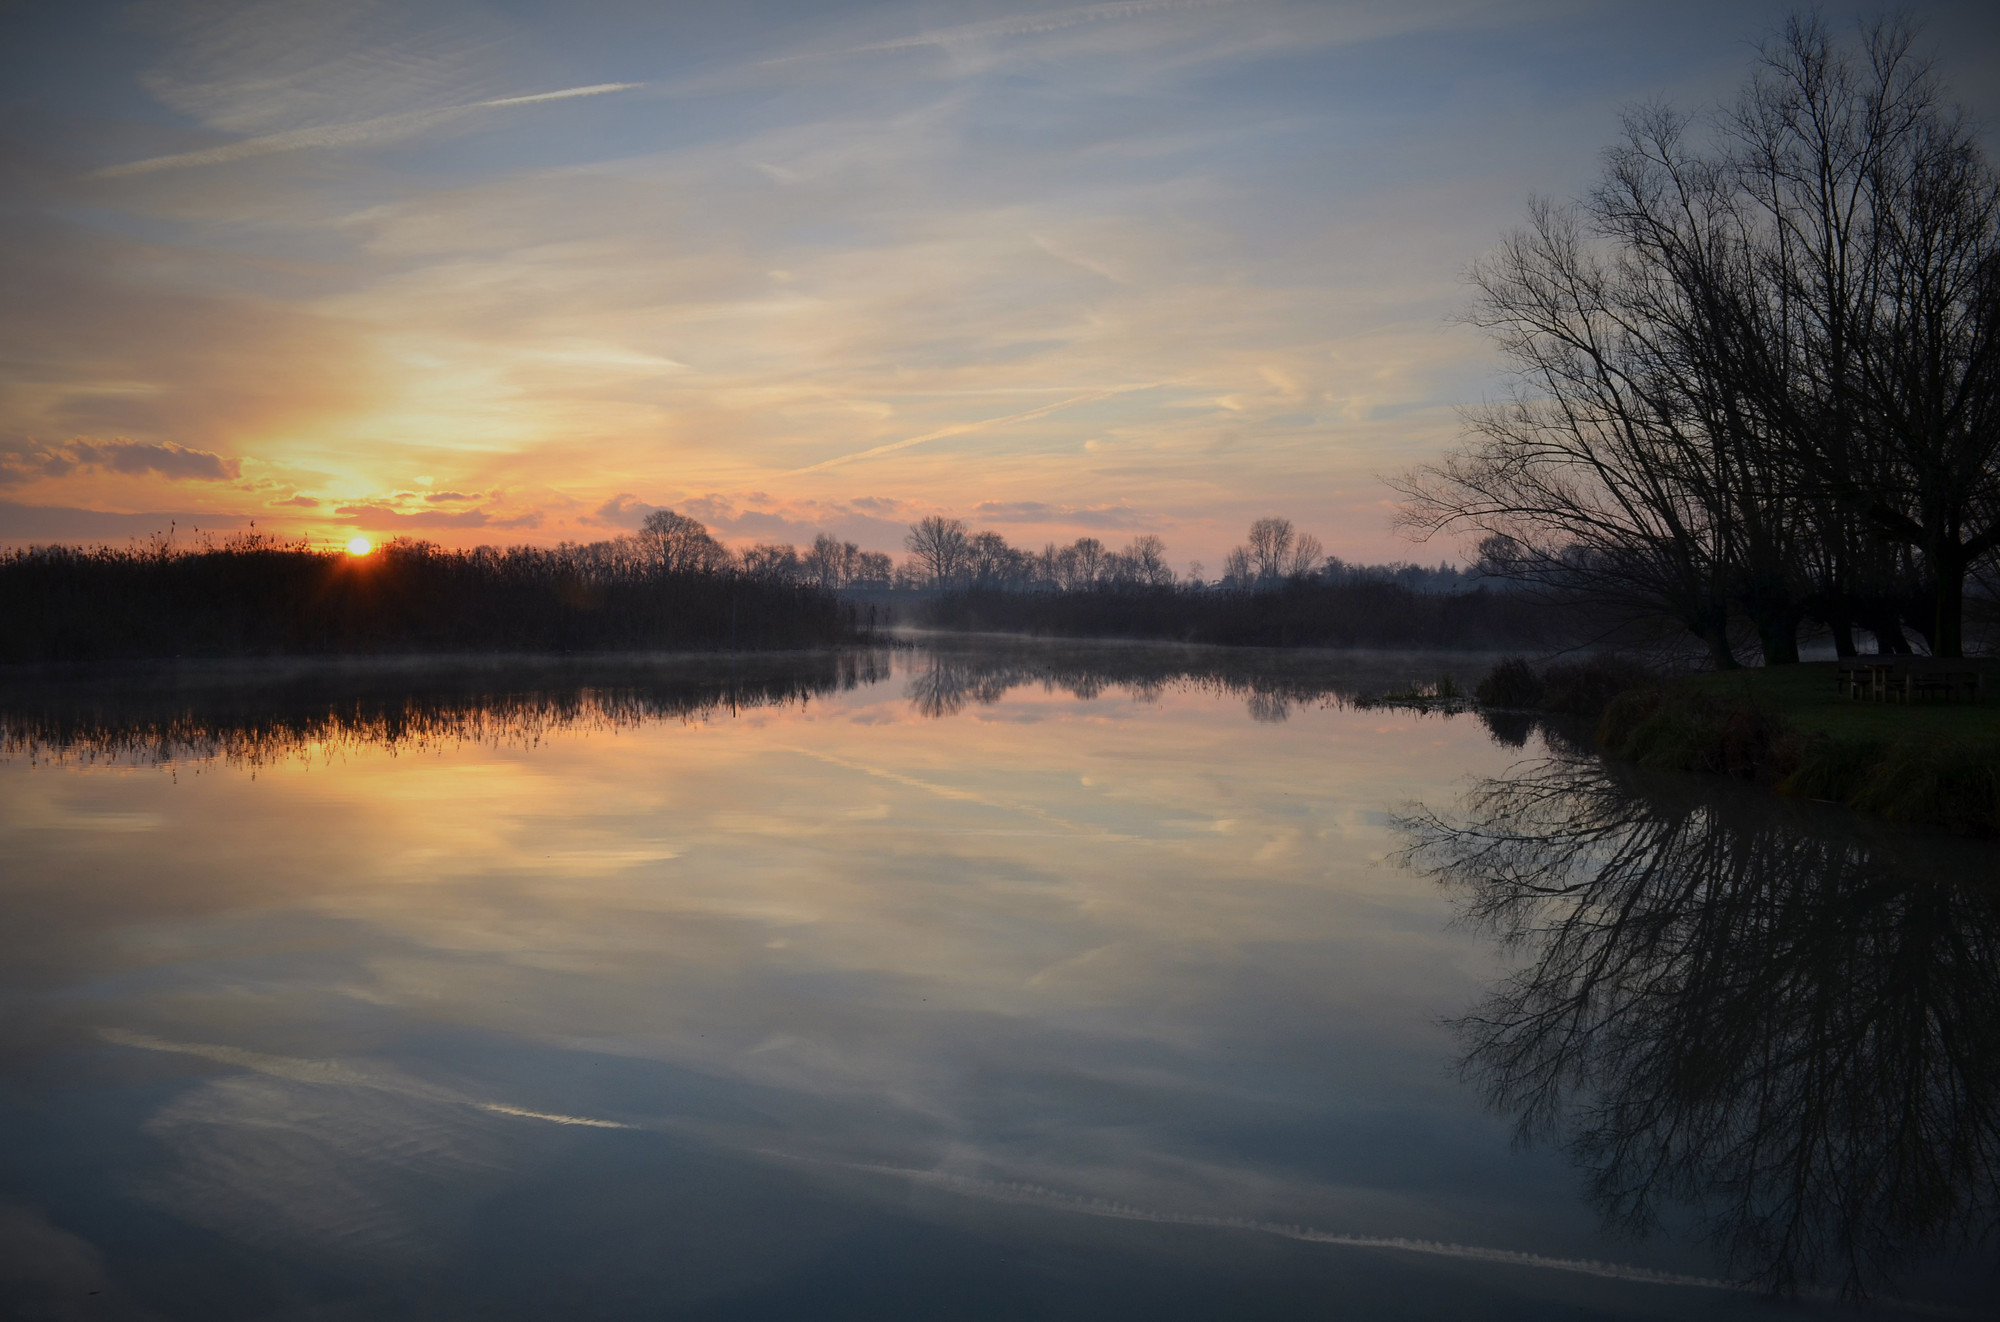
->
[803,533,857,589]
[1224,517,1326,587]
[852,549,894,588]
[638,508,731,574]
[740,542,802,581]
[1396,13,2000,662]
[1111,534,1174,586]
[905,516,971,588]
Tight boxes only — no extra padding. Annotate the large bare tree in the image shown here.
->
[904,516,970,588]
[637,509,731,575]
[1400,13,2000,660]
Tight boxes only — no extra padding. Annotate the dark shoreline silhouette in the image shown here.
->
[919,581,1557,650]
[0,539,864,663]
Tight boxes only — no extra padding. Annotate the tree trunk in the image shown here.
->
[1756,614,1801,665]
[1824,598,1857,657]
[1698,615,1740,670]
[1860,603,1912,653]
[1932,553,1966,659]
[1742,577,1802,665]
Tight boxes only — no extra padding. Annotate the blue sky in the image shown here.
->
[3,0,1997,566]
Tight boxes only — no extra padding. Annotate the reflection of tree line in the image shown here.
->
[900,648,1423,722]
[0,652,893,766]
[1402,757,2000,1300]
[1,646,1474,761]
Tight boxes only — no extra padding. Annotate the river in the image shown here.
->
[0,642,1990,1319]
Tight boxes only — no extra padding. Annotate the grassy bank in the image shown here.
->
[1595,662,2000,835]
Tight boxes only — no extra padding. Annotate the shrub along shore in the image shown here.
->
[1476,656,2000,836]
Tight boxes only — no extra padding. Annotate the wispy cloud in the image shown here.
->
[789,384,1165,475]
[94,82,642,177]
[970,500,1144,529]
[762,0,1248,66]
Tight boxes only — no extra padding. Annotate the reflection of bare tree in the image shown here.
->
[903,662,1014,719]
[1401,759,2000,1298]
[1245,691,1291,723]
[909,655,1297,722]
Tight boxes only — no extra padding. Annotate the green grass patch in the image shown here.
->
[1598,666,2000,835]
[1679,662,2000,742]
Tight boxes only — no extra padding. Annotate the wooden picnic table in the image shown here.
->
[1835,659,1984,704]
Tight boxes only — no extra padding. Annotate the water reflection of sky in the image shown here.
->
[0,650,1950,1318]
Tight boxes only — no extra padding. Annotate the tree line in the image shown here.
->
[888,514,1474,593]
[717,511,1475,594]
[0,516,861,661]
[1397,15,2000,664]
[899,517,1549,649]
[695,510,1544,647]
[2,500,1501,661]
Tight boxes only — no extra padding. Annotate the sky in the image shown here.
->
[3,0,1997,569]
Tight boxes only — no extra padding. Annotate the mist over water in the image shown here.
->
[0,643,1989,1319]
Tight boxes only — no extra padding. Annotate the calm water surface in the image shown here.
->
[0,643,1991,1319]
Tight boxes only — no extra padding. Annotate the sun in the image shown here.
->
[345,536,373,557]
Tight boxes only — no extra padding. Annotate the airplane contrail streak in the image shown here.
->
[761,0,1245,66]
[93,82,644,178]
[788,383,1161,475]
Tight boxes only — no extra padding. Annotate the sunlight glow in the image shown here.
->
[346,536,373,557]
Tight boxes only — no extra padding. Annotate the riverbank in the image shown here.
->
[1597,662,2000,835]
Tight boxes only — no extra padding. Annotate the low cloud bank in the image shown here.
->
[1,438,239,485]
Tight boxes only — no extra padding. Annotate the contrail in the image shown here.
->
[762,0,1245,66]
[788,383,1160,475]
[99,1028,634,1129]
[752,1153,1763,1294]
[93,82,643,178]
[777,1158,1983,1312]
[477,83,642,109]
[478,1102,633,1128]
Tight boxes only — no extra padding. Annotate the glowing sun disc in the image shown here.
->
[346,536,373,556]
